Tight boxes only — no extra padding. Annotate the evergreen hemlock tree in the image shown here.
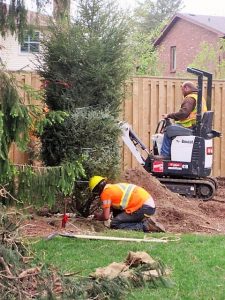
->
[41,109,121,178]
[0,70,84,207]
[0,0,27,43]
[39,0,129,114]
[38,0,130,213]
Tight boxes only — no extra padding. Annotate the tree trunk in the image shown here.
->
[53,0,70,21]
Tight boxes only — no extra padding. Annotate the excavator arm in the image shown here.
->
[120,122,150,166]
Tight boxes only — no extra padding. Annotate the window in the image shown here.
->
[20,31,40,53]
[170,46,176,72]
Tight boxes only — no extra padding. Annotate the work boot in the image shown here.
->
[143,216,166,233]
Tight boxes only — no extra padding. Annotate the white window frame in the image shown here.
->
[20,31,40,54]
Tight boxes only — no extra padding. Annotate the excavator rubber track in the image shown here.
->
[158,176,217,201]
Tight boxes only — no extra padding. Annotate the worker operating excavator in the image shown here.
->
[121,68,220,200]
[158,81,207,160]
[89,175,165,232]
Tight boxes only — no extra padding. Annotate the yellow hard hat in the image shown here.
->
[89,175,106,192]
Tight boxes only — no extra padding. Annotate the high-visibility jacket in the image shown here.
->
[100,183,154,214]
[175,93,207,128]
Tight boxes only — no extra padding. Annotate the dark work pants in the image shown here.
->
[110,205,155,232]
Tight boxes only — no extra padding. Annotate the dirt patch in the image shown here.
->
[121,168,225,234]
[21,168,225,237]
[21,216,107,238]
[197,201,225,218]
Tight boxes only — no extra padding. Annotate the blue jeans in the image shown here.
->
[160,131,172,157]
[160,124,193,157]
[110,205,155,232]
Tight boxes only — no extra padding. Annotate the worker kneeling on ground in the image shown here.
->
[89,176,165,233]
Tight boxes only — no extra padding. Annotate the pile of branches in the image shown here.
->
[61,250,172,300]
[0,204,63,299]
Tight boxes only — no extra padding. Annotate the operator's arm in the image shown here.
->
[164,97,196,121]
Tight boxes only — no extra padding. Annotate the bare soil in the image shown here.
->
[121,168,225,234]
[21,168,225,237]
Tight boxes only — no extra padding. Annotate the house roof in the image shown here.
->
[27,10,50,27]
[154,13,225,46]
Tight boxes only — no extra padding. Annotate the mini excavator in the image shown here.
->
[121,68,221,200]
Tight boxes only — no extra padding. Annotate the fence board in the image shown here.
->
[158,80,165,116]
[166,80,174,113]
[138,77,144,147]
[122,80,133,170]
[174,80,182,110]
[140,79,149,167]
[131,78,139,169]
[149,79,158,149]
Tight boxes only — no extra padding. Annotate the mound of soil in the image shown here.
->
[121,168,225,234]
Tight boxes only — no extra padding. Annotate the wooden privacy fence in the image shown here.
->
[8,72,43,165]
[122,76,225,177]
[7,73,225,177]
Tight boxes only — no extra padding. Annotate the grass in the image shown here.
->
[32,231,225,300]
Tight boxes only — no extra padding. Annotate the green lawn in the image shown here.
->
[32,231,225,300]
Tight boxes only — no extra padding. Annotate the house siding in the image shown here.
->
[0,34,39,72]
[157,19,219,77]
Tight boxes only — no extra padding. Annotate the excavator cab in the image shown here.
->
[121,68,221,200]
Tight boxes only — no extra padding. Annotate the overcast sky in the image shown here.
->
[17,0,225,16]
[120,0,225,16]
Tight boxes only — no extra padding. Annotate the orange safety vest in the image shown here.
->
[100,183,152,214]
[175,93,207,128]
